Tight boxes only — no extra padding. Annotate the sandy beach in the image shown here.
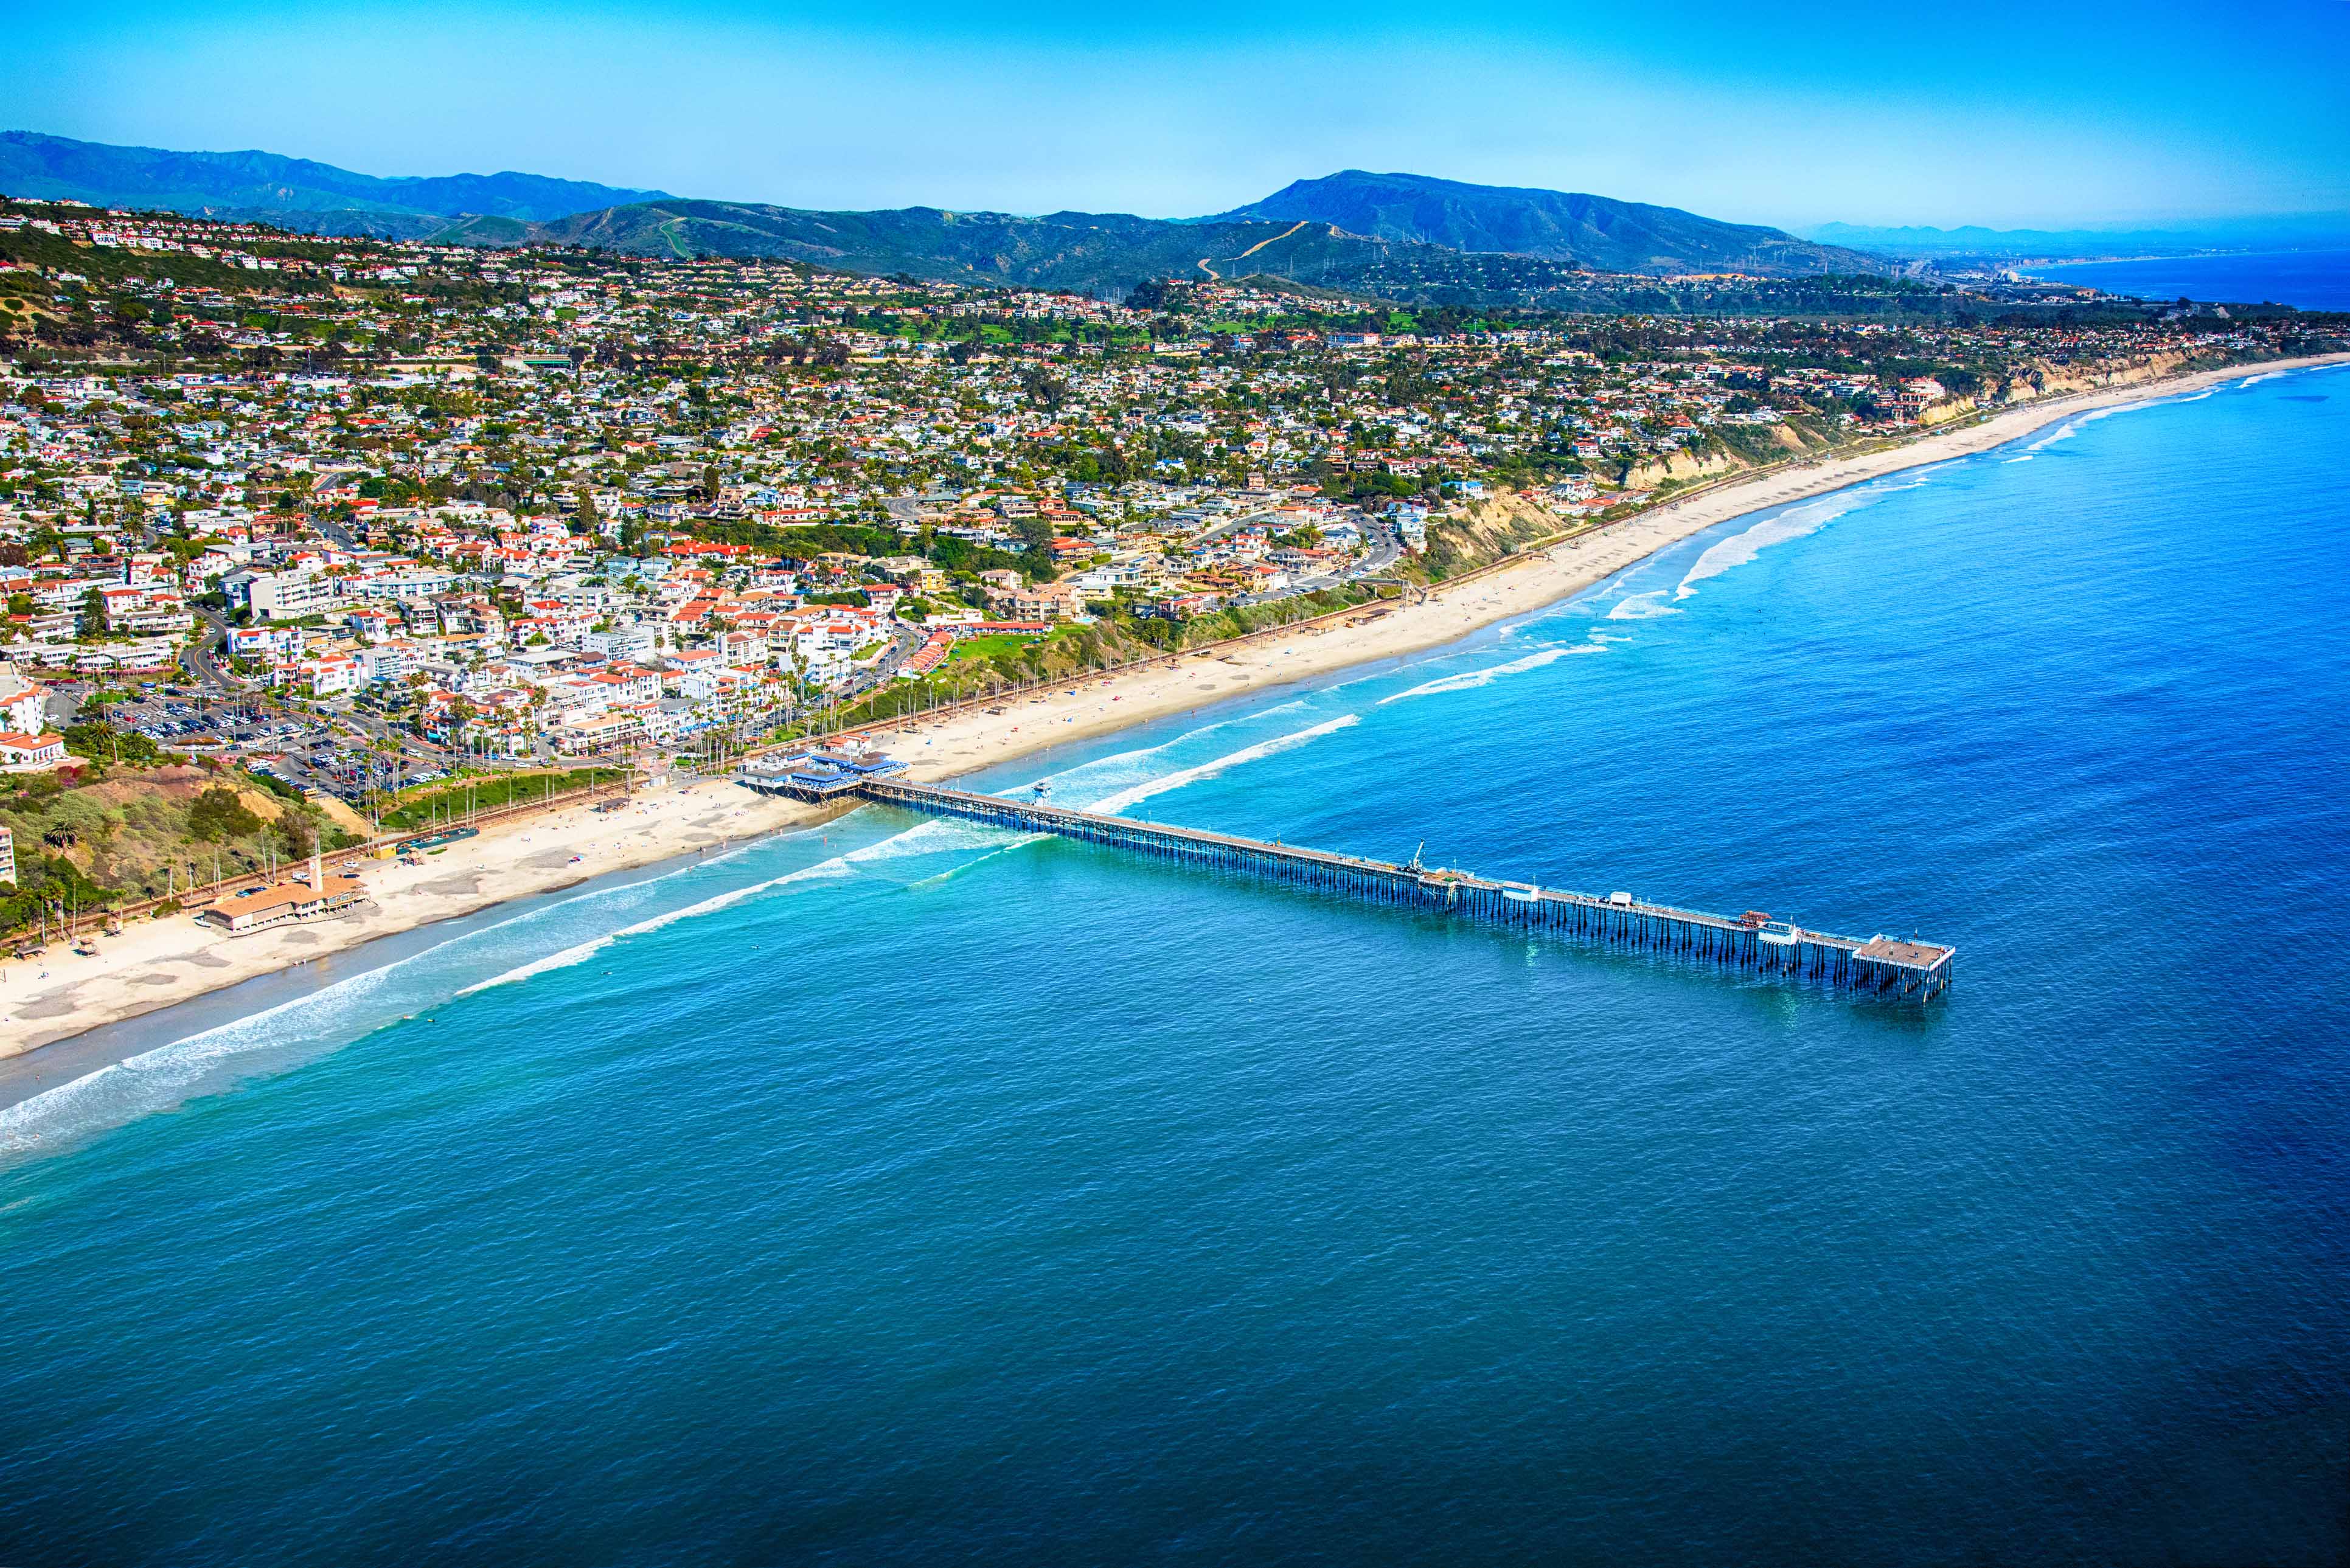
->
[4,350,2343,1066]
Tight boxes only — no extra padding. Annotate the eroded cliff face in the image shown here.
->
[1421,493,1573,577]
[1973,349,2199,414]
[1621,448,1745,490]
[1419,346,2264,575]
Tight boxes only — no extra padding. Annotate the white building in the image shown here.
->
[248,570,343,621]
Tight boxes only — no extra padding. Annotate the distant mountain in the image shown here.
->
[0,130,667,223]
[533,184,1896,302]
[535,198,1437,294]
[0,130,1908,305]
[1205,170,1883,277]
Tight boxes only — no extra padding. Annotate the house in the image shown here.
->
[0,732,68,771]
[0,660,49,735]
[986,580,1088,622]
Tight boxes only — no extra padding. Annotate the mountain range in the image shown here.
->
[1212,172,1869,277]
[0,131,1884,300]
[0,131,664,227]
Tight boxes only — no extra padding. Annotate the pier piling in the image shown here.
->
[779,772,1957,1002]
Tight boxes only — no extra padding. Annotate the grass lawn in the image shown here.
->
[945,632,1040,664]
[380,768,621,831]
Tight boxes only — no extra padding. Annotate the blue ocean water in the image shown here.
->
[2,369,2348,1565]
[2032,247,2350,311]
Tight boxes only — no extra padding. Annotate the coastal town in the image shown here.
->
[9,0,2348,1545]
[0,190,2340,964]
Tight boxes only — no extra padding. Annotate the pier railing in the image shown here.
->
[849,778,1954,1002]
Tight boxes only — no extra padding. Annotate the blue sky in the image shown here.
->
[9,0,2349,228]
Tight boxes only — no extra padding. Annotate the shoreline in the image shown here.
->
[4,349,2344,1090]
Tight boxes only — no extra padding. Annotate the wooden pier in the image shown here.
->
[846,777,1954,1002]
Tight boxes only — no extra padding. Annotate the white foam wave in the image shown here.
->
[1379,647,1575,703]
[1607,591,1680,620]
[2239,371,2286,387]
[1672,489,1874,601]
[0,953,420,1160]
[1022,702,1301,808]
[460,856,861,994]
[1091,715,1360,815]
[843,818,1018,863]
[906,837,1046,889]
[455,936,619,994]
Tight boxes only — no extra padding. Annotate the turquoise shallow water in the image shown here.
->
[2,368,2347,1564]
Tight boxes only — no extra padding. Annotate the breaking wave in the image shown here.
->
[1023,702,1303,810]
[1673,491,1870,600]
[454,856,862,997]
[1091,715,1360,816]
[1379,647,1577,703]
[1605,590,1680,620]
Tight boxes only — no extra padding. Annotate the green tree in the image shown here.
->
[186,786,262,842]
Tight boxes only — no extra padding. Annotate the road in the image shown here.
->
[1228,517,1405,608]
[179,606,236,696]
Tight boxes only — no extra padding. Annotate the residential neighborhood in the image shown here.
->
[0,191,2331,911]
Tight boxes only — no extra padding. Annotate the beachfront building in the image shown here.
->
[199,873,369,934]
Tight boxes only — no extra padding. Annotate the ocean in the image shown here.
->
[2,367,2346,1565]
[2031,247,2350,311]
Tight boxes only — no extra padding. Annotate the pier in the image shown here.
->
[744,754,1953,1001]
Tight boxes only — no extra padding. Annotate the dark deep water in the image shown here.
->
[2032,247,2350,311]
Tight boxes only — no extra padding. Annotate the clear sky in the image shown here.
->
[10,0,2349,229]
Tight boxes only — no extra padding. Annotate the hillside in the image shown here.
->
[0,130,667,223]
[0,130,1905,304]
[535,197,1910,305]
[1206,170,1883,277]
[538,199,1406,291]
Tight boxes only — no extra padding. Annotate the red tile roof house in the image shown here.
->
[0,732,66,772]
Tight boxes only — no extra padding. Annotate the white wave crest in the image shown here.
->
[1379,647,1575,703]
[457,856,858,994]
[1607,590,1681,620]
[843,818,1022,863]
[454,936,619,995]
[0,952,424,1160]
[1091,715,1360,816]
[1022,701,1302,808]
[1674,494,1866,600]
